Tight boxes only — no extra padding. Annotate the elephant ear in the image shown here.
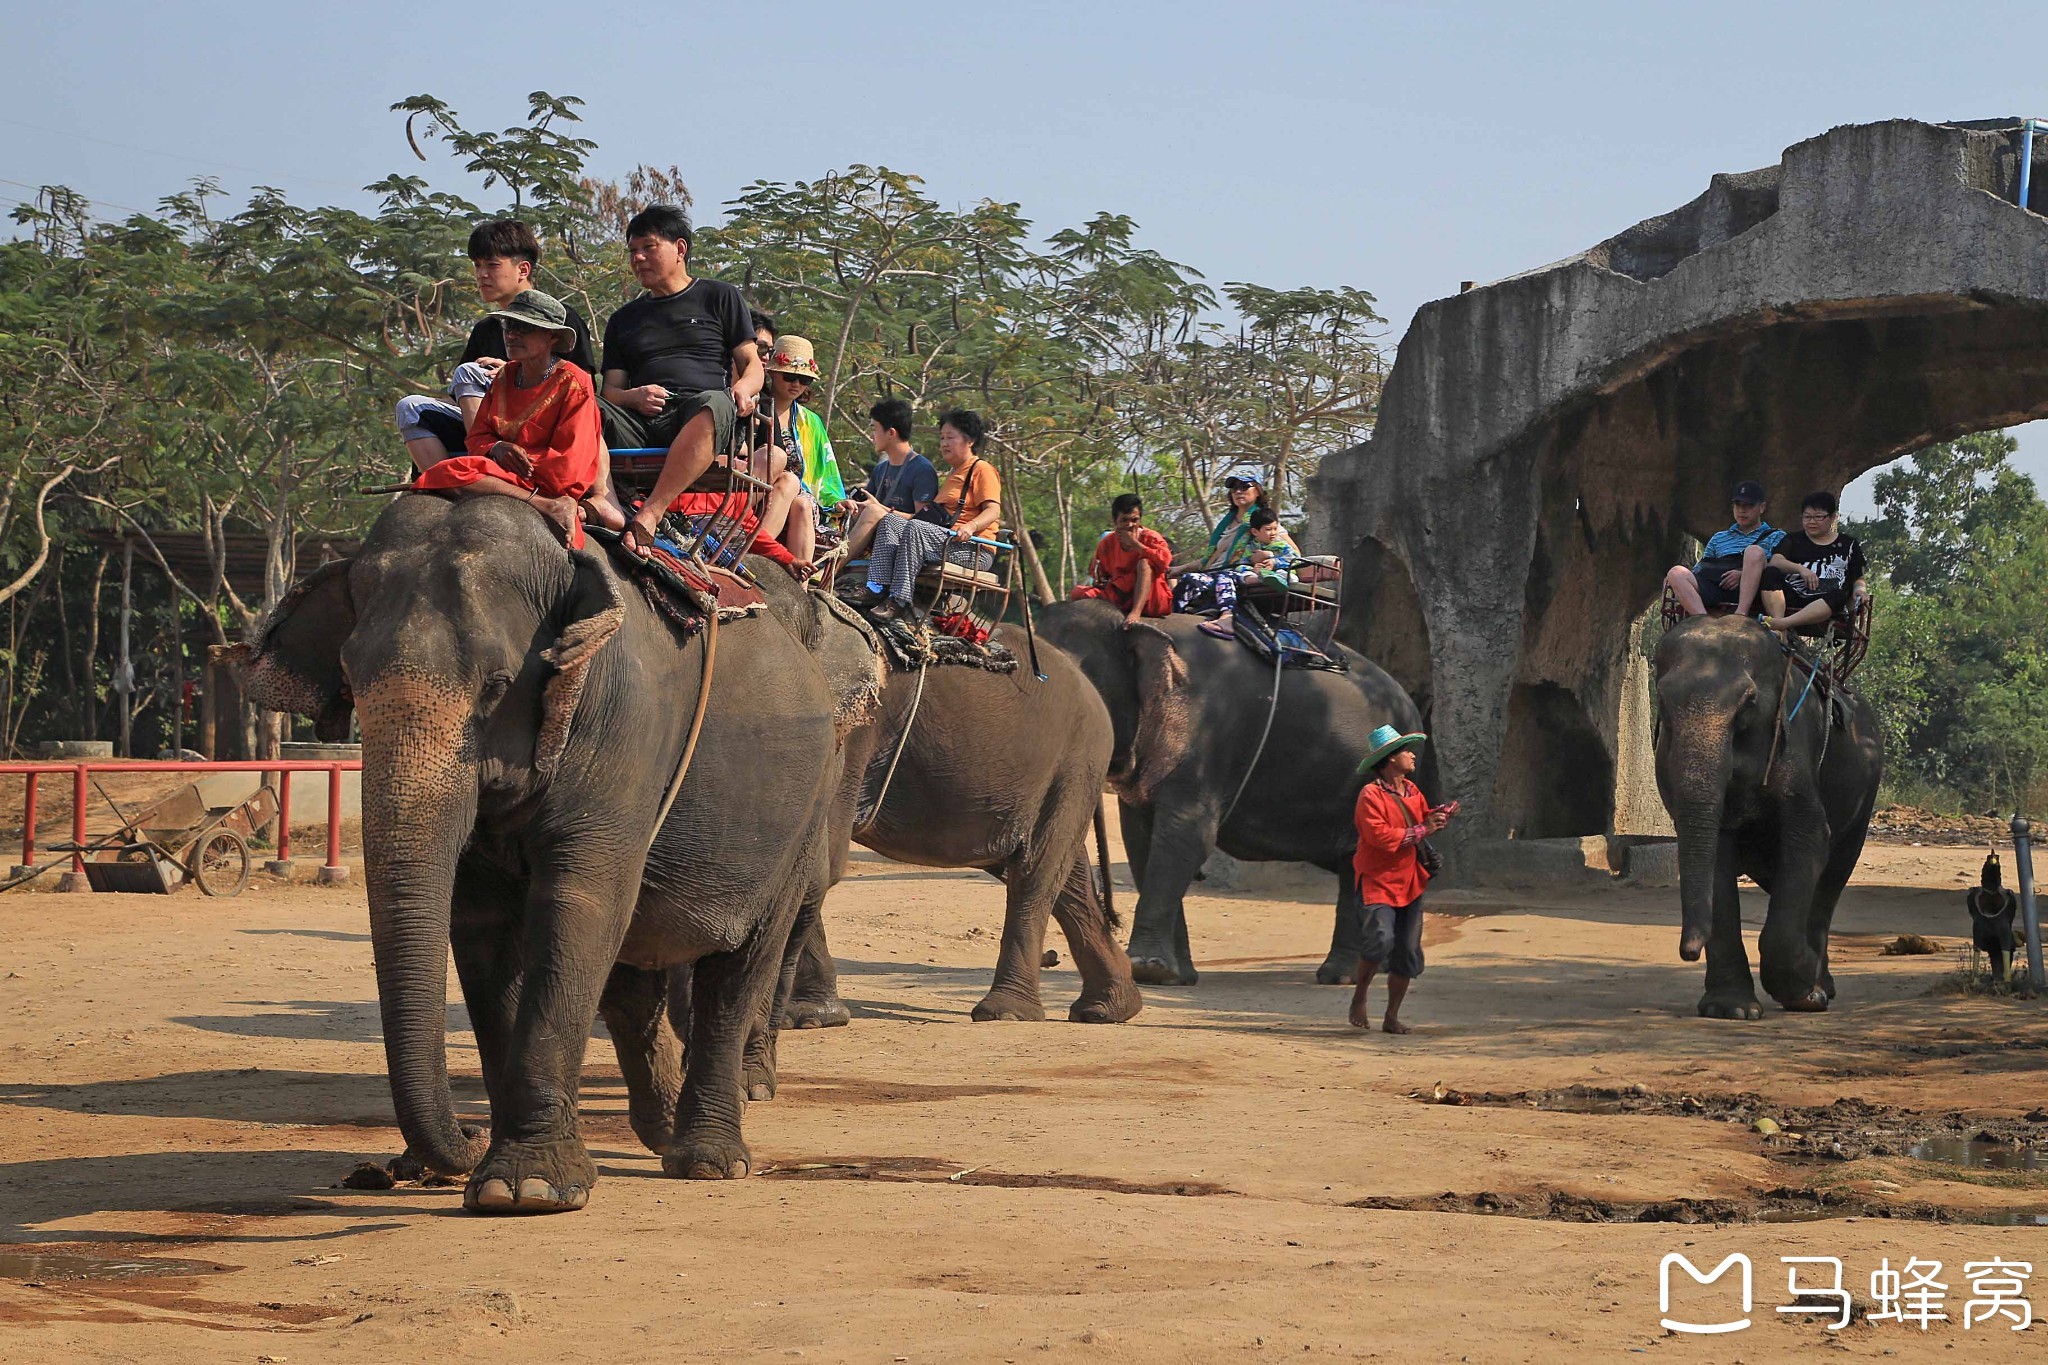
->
[1119,622,1192,804]
[221,558,356,742]
[536,547,626,777]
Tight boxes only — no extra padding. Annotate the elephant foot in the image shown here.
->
[463,1139,596,1215]
[1779,986,1830,1013]
[1314,955,1358,986]
[745,1059,777,1103]
[1819,965,1837,1000]
[971,987,1047,1022]
[780,997,852,1029]
[1069,979,1143,1024]
[627,1105,676,1156]
[664,1135,752,1180]
[1127,948,1198,986]
[1697,990,1763,1021]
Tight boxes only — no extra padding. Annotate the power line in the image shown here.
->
[0,178,155,218]
[0,115,370,193]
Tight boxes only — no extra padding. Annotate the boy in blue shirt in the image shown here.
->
[1662,480,1783,618]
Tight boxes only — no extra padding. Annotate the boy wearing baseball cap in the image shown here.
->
[1349,724,1457,1034]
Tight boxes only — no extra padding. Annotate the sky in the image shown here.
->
[4,0,2042,512]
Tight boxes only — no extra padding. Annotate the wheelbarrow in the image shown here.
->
[51,781,279,897]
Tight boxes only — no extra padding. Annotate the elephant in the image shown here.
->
[1036,598,1427,987]
[239,493,862,1212]
[1653,615,1883,1018]
[778,624,1144,1031]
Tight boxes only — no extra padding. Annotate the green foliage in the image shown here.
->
[1847,431,2048,811]
[0,90,1386,752]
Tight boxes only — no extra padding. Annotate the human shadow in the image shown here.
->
[240,927,371,943]
[171,1000,471,1044]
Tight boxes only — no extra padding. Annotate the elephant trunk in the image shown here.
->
[1669,717,1733,962]
[358,675,486,1176]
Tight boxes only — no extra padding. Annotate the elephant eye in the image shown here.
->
[477,670,515,714]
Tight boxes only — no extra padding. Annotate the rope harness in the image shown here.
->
[644,606,719,854]
[858,658,929,832]
[1218,646,1285,829]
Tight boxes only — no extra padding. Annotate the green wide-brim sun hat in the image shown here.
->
[484,289,578,355]
[1358,723,1427,773]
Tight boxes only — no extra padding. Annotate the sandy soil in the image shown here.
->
[0,834,2043,1363]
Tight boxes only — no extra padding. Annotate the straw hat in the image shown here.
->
[1358,723,1427,773]
[764,335,821,380]
[483,290,578,355]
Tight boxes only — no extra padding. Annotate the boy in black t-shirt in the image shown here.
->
[597,205,764,556]
[1760,490,1868,635]
[393,220,598,470]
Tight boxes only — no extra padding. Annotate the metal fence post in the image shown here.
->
[12,772,37,878]
[317,764,350,884]
[2012,815,2045,991]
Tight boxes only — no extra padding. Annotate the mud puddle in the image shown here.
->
[759,1155,1233,1198]
[1908,1137,2042,1171]
[1416,1083,2048,1163]
[0,1246,233,1283]
[1349,1188,2048,1226]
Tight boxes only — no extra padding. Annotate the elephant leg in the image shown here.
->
[1759,829,1830,1011]
[1801,834,1864,1002]
[974,860,1051,1022]
[780,905,851,1030]
[666,897,800,1181]
[464,857,633,1215]
[1118,799,1154,890]
[597,964,681,1155]
[1698,836,1761,1020]
[745,892,827,1100]
[1124,795,1214,986]
[427,858,525,1175]
[1316,872,1365,985]
[1047,848,1143,1023]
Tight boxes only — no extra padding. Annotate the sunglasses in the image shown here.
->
[503,320,545,337]
[778,371,813,385]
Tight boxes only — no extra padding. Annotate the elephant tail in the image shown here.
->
[1093,797,1120,930]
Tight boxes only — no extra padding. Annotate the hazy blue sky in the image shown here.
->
[5,0,2042,510]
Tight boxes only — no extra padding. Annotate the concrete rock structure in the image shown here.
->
[1309,118,2048,845]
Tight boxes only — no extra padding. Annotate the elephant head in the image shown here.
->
[238,494,626,1174]
[1037,599,1192,804]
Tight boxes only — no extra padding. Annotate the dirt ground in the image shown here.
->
[1,831,2043,1363]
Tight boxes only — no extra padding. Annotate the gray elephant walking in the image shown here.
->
[1037,599,1426,986]
[240,495,850,1212]
[1653,615,1883,1017]
[779,627,1143,1029]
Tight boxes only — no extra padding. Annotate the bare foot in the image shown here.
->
[582,492,627,532]
[1347,988,1372,1029]
[536,495,578,546]
[1381,1016,1413,1035]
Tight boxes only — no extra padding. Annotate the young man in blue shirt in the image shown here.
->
[1663,480,1783,618]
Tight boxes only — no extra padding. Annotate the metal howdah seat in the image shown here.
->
[1235,555,1344,654]
[916,533,1015,641]
[1657,584,1872,681]
[609,447,774,570]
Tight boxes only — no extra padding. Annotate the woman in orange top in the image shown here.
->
[413,291,601,549]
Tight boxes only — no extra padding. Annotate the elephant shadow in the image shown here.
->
[0,1147,429,1247]
[0,1067,486,1130]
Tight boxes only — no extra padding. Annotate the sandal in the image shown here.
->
[620,522,656,559]
[1198,617,1235,640]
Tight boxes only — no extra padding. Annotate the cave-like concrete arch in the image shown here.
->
[1308,118,2048,843]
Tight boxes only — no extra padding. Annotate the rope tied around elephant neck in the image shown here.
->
[646,604,719,854]
[859,658,929,832]
[1218,645,1286,829]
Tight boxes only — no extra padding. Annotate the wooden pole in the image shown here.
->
[117,538,133,759]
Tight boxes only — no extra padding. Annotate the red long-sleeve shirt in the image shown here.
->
[1352,777,1430,907]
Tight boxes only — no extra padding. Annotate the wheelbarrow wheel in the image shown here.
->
[193,830,251,898]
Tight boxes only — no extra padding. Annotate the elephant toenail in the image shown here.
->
[469,1178,516,1209]
[516,1177,556,1204]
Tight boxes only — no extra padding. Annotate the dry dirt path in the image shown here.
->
[0,839,2041,1362]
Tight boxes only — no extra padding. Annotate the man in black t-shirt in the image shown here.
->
[597,204,764,555]
[1760,490,1869,635]
[393,219,598,470]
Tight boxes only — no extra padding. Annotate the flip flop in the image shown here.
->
[1198,618,1235,640]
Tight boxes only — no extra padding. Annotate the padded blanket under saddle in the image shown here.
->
[587,525,769,634]
[830,584,1017,674]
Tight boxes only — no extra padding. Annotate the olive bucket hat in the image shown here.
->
[1359,723,1428,773]
[485,289,577,355]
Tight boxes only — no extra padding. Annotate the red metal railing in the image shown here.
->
[0,760,361,888]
